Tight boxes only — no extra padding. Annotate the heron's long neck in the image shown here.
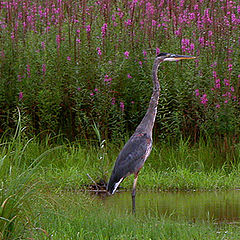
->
[135,60,160,135]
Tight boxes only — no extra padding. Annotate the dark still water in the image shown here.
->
[100,190,240,222]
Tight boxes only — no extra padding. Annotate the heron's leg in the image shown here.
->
[132,174,138,214]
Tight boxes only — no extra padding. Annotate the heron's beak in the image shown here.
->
[163,54,196,62]
[173,54,196,60]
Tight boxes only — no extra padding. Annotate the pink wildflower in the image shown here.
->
[86,25,91,33]
[67,56,71,61]
[19,92,23,100]
[195,89,200,97]
[212,71,217,78]
[215,79,220,89]
[200,94,208,105]
[143,50,147,57]
[124,51,129,59]
[120,101,124,111]
[224,79,230,86]
[41,41,46,49]
[104,75,112,83]
[42,64,46,74]
[152,20,157,26]
[127,74,132,79]
[101,23,107,38]
[96,47,102,56]
[111,97,116,105]
[228,64,232,72]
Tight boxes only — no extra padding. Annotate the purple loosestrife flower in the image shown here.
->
[104,75,112,83]
[96,47,102,56]
[228,64,232,72]
[195,89,200,97]
[19,92,23,100]
[124,51,129,59]
[152,20,157,26]
[56,35,61,48]
[41,41,46,49]
[175,28,182,36]
[143,50,147,57]
[76,38,81,43]
[120,102,124,111]
[208,30,213,37]
[224,79,230,86]
[216,104,220,108]
[190,43,195,52]
[215,79,221,89]
[200,94,208,105]
[212,71,217,78]
[42,64,46,75]
[67,56,71,61]
[111,98,116,105]
[125,19,132,26]
[86,25,91,33]
[101,23,107,38]
[198,37,204,47]
[156,48,160,55]
[127,74,132,79]
[11,32,15,40]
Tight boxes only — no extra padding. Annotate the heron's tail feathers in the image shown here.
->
[107,176,123,194]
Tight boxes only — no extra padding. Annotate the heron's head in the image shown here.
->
[155,52,196,63]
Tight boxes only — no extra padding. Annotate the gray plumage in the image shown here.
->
[107,52,196,213]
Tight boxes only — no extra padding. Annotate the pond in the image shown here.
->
[99,190,240,223]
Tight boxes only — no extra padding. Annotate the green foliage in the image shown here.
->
[0,0,239,141]
[0,119,240,238]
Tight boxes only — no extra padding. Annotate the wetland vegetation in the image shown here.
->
[0,0,239,239]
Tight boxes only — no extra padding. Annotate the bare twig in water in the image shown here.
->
[86,173,99,190]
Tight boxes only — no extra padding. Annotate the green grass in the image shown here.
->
[0,129,240,238]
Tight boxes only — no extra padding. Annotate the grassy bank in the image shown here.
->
[1,133,240,191]
[1,130,240,238]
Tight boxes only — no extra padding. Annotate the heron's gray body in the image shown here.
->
[107,131,152,194]
[107,59,160,194]
[106,53,196,213]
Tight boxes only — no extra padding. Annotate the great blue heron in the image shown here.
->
[107,52,196,213]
